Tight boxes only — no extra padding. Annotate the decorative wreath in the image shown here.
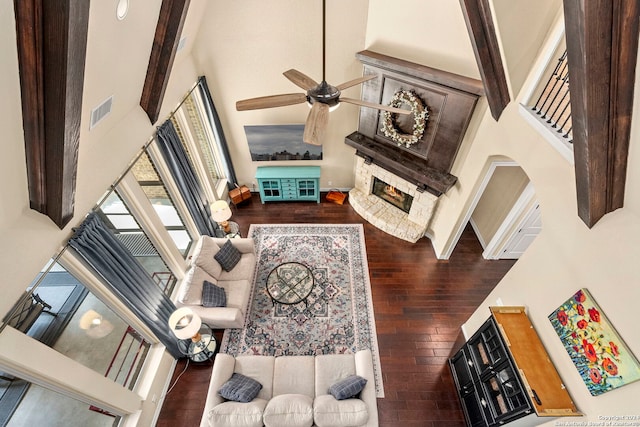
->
[380,90,428,148]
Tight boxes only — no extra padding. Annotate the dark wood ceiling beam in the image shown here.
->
[140,0,190,124]
[563,0,640,227]
[459,0,510,120]
[14,0,90,229]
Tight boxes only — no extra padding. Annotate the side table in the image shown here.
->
[215,221,241,238]
[176,322,217,362]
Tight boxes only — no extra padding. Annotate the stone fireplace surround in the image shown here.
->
[349,157,438,243]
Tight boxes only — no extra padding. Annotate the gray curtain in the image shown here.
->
[197,76,238,189]
[68,212,182,359]
[156,120,218,236]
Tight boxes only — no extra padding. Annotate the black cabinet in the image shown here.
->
[450,318,532,426]
[449,307,581,427]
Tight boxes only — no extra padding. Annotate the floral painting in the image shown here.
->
[549,288,640,396]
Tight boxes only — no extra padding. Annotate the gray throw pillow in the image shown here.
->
[202,280,226,307]
[328,375,367,400]
[218,373,262,402]
[214,240,241,272]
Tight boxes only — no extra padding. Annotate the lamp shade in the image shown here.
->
[168,307,202,340]
[210,200,232,223]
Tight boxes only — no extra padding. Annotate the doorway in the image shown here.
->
[442,159,541,260]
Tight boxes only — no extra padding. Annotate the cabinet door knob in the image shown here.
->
[467,360,473,367]
[480,398,487,408]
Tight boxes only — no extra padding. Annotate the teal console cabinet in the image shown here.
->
[255,166,320,203]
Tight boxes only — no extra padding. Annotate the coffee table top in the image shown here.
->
[266,262,314,305]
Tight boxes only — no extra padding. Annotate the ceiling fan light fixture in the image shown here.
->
[308,81,341,108]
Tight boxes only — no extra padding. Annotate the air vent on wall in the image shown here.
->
[90,95,113,129]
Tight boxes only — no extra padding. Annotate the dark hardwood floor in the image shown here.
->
[156,194,515,427]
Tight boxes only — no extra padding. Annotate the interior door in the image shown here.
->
[499,203,541,259]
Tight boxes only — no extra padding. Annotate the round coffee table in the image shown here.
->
[266,262,314,305]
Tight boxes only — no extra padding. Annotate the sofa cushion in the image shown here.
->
[263,394,313,427]
[214,240,242,272]
[314,353,357,398]
[192,236,223,278]
[234,355,276,400]
[219,252,256,282]
[328,375,367,400]
[313,394,369,427]
[202,280,226,307]
[178,266,216,305]
[273,356,315,397]
[219,373,263,403]
[207,398,267,427]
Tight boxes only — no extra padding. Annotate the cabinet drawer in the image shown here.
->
[468,318,509,378]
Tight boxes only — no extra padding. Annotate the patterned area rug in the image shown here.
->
[220,224,384,397]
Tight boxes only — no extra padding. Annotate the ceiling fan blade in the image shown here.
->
[303,102,330,145]
[341,97,412,115]
[336,75,376,91]
[236,93,307,111]
[284,69,319,91]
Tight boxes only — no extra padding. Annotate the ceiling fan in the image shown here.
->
[235,0,410,146]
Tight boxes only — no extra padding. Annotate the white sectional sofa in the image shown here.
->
[175,236,256,329]
[200,349,379,427]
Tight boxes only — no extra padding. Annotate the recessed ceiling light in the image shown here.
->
[116,0,129,21]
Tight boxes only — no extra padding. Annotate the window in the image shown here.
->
[97,190,177,296]
[2,381,118,426]
[1,258,150,425]
[130,150,194,256]
[171,80,235,199]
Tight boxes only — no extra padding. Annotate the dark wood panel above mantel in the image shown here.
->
[347,50,483,196]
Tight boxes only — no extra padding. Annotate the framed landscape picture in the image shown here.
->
[548,288,640,396]
[245,124,322,161]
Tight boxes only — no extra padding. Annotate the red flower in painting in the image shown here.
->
[588,307,601,322]
[574,290,586,303]
[571,332,578,339]
[577,319,588,329]
[576,304,585,316]
[557,310,568,326]
[610,341,619,357]
[602,358,618,376]
[589,368,602,384]
[582,339,598,363]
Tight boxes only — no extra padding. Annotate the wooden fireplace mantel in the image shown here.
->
[345,131,457,196]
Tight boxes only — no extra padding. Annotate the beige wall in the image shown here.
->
[192,0,369,190]
[471,166,530,247]
[492,0,563,97]
[0,0,207,423]
[361,0,640,421]
[366,0,481,79]
[2,0,639,424]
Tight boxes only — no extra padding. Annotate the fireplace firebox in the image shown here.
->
[372,177,413,213]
